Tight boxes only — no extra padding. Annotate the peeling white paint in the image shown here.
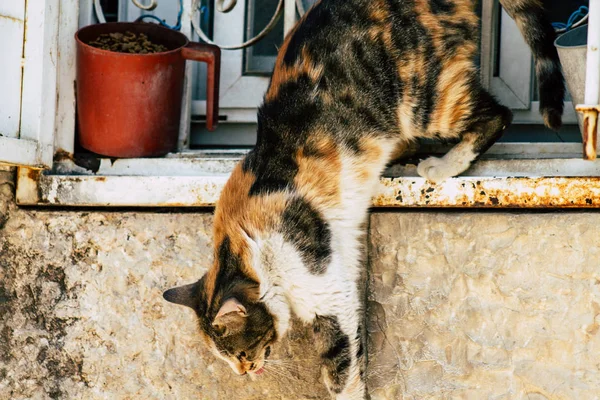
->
[15,170,600,208]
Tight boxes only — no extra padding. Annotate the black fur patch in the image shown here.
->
[313,315,351,394]
[465,88,513,156]
[250,0,564,198]
[439,19,477,55]
[356,336,364,359]
[429,0,455,14]
[385,0,441,130]
[281,197,332,274]
[355,325,366,379]
[246,77,321,196]
[345,136,362,154]
[211,237,253,302]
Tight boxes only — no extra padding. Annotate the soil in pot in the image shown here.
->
[89,31,167,54]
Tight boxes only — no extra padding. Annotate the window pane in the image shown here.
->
[100,0,119,22]
[243,0,284,75]
[243,0,317,74]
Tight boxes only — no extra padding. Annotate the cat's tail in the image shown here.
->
[501,0,565,130]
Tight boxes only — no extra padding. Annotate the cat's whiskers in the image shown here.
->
[263,362,298,381]
[265,359,305,372]
[264,359,296,365]
[266,357,314,363]
[275,360,316,377]
[262,366,292,383]
[264,358,320,383]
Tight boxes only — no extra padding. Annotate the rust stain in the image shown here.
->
[577,106,599,161]
[0,14,24,25]
[53,149,73,163]
[583,116,589,157]
[27,168,41,181]
[373,177,600,208]
[582,115,597,161]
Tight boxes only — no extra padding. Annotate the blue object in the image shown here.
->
[552,5,589,32]
[200,5,210,28]
[136,0,183,31]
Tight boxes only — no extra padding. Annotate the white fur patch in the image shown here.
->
[417,140,478,183]
[245,233,292,339]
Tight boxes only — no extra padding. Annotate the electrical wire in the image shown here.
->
[135,0,183,30]
[553,5,589,33]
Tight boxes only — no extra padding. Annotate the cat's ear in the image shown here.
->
[215,297,247,318]
[212,298,247,337]
[163,278,204,310]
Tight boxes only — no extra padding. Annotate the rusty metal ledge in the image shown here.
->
[15,168,600,208]
[375,177,600,208]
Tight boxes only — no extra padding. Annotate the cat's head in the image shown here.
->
[162,239,280,376]
[163,164,292,376]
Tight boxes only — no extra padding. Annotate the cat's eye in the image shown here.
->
[264,346,271,358]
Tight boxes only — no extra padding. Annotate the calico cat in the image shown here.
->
[163,0,564,398]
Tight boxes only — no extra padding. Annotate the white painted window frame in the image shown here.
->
[0,2,26,140]
[191,0,289,126]
[8,0,598,207]
[0,0,59,169]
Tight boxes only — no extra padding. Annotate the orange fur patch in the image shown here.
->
[367,0,394,52]
[415,0,444,49]
[266,47,324,102]
[396,0,480,138]
[294,136,342,209]
[428,56,476,136]
[354,137,385,182]
[205,163,289,301]
[389,140,418,162]
[265,2,324,102]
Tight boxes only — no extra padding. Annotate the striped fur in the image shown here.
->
[164,1,564,398]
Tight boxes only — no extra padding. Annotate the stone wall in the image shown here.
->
[0,170,327,400]
[1,169,599,399]
[366,212,600,400]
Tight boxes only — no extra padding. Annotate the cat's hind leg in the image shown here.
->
[417,90,513,183]
[313,315,367,400]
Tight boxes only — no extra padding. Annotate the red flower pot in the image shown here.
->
[75,22,220,158]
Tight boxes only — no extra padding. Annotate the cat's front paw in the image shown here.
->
[417,156,455,183]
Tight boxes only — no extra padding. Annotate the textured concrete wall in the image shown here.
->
[367,212,600,400]
[1,169,600,399]
[0,170,327,400]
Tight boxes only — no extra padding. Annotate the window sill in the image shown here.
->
[15,145,600,208]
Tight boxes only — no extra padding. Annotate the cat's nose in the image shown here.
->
[234,365,247,375]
